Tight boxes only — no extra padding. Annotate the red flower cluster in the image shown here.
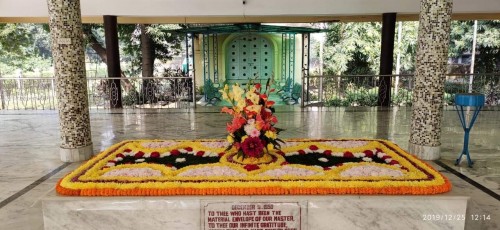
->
[241,137,265,158]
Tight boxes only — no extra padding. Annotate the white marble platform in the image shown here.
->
[42,192,469,230]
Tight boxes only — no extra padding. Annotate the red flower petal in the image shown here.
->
[218,152,225,157]
[185,147,193,152]
[277,151,285,156]
[150,152,160,158]
[309,145,319,151]
[241,137,265,158]
[171,149,180,156]
[266,101,275,108]
[116,153,125,158]
[280,162,289,166]
[343,151,354,158]
[381,155,391,160]
[298,150,306,155]
[363,150,373,158]
[389,160,399,165]
[323,150,332,156]
[134,151,144,158]
[376,148,383,153]
[108,160,116,163]
[221,107,234,115]
[243,164,260,171]
[245,98,254,106]
[124,149,132,153]
[323,167,331,171]
[196,151,205,157]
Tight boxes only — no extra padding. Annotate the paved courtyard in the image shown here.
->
[0,106,498,229]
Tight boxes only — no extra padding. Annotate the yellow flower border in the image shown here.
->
[57,139,451,196]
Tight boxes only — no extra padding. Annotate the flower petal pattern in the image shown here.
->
[57,139,451,196]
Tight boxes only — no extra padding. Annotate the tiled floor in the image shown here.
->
[0,106,498,229]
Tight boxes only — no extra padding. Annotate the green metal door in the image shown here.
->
[227,34,273,84]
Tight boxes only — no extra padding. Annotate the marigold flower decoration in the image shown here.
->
[220,79,284,160]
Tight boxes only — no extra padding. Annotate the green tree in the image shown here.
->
[124,24,183,103]
[321,22,382,103]
[322,21,419,76]
[394,21,419,74]
[323,22,382,75]
[449,20,500,73]
[321,21,419,105]
[118,24,183,77]
[81,24,183,103]
[82,24,183,76]
[0,24,52,74]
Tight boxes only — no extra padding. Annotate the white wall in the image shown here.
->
[0,0,499,18]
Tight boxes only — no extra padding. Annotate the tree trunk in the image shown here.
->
[0,71,5,110]
[140,24,156,104]
[82,26,132,91]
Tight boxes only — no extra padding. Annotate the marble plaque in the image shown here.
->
[57,38,71,45]
[202,201,301,230]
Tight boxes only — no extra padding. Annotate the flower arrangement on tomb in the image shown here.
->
[52,78,451,196]
[219,80,284,165]
[56,139,452,196]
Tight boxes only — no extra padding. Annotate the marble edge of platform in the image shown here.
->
[41,190,470,202]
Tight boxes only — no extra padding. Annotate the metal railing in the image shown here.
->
[87,77,194,109]
[0,76,194,110]
[303,73,500,107]
[0,77,57,110]
[1,73,499,110]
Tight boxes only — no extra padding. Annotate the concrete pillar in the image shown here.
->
[47,0,93,162]
[378,13,396,107]
[409,0,453,160]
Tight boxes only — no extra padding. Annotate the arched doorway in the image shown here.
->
[226,34,274,84]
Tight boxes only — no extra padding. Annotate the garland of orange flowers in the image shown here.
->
[57,139,452,196]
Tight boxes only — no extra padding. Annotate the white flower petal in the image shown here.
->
[175,158,186,163]
[178,166,245,177]
[103,167,162,177]
[340,165,403,178]
[318,157,329,162]
[362,157,372,162]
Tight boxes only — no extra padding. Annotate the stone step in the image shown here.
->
[43,192,468,230]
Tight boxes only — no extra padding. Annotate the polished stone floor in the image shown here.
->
[0,106,498,229]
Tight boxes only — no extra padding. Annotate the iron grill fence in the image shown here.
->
[302,73,500,107]
[0,73,498,110]
[0,77,194,110]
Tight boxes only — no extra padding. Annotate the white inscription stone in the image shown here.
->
[58,38,71,45]
[203,202,301,230]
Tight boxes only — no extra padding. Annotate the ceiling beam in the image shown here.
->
[1,13,499,24]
